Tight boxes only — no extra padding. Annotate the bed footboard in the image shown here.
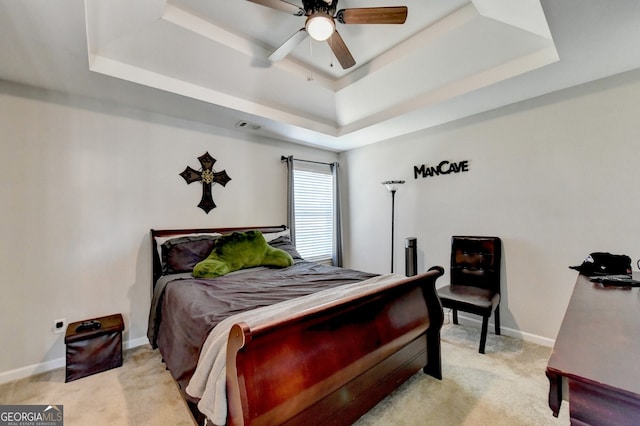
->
[226,267,444,426]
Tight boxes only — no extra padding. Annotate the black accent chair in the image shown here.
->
[437,236,502,354]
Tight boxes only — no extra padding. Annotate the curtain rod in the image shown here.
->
[280,155,336,167]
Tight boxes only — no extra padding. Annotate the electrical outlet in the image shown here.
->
[53,318,66,334]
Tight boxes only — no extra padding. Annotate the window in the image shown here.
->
[293,165,334,263]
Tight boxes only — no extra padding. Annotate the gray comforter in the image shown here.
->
[147,260,376,395]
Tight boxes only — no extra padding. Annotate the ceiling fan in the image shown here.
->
[247,0,408,69]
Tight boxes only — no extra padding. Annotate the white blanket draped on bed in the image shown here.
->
[185,273,406,425]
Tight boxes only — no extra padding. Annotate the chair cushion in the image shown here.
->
[438,284,500,310]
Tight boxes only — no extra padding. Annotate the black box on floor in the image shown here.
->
[65,313,124,382]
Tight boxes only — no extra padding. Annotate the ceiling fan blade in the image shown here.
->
[327,30,356,69]
[268,28,309,62]
[246,0,305,16]
[336,7,408,24]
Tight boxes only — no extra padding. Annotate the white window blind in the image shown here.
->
[293,167,334,262]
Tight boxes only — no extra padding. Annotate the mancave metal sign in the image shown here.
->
[414,160,469,179]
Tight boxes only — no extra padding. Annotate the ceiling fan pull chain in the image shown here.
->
[330,48,334,68]
[307,38,315,81]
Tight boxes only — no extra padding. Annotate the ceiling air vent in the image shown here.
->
[235,120,261,130]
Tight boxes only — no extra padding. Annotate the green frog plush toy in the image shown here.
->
[192,230,293,278]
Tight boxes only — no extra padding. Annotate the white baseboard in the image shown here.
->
[0,337,149,385]
[0,357,66,386]
[126,336,150,350]
[446,312,556,348]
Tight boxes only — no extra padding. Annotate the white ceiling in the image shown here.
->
[1,0,640,152]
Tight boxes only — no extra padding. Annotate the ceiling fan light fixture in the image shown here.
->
[306,13,335,41]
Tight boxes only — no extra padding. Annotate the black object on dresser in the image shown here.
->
[65,313,124,382]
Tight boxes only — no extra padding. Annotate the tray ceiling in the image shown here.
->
[84,0,556,150]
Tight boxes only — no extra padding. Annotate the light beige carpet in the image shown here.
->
[355,323,570,426]
[0,345,194,425]
[0,323,570,425]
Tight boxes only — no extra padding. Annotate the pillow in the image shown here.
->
[155,232,221,249]
[161,235,219,274]
[155,232,221,271]
[263,229,290,242]
[268,235,303,260]
[192,231,293,278]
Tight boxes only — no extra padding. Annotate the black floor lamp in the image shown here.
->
[382,180,405,273]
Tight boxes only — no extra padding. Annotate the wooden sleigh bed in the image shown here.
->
[148,225,444,425]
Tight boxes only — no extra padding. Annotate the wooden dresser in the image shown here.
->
[546,273,640,425]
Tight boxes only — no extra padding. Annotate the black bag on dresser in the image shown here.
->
[569,252,632,275]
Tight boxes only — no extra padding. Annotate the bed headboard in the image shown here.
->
[150,225,288,291]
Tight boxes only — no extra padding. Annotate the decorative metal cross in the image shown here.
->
[180,152,231,213]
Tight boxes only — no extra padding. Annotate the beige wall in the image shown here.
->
[0,82,337,382]
[341,68,640,345]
